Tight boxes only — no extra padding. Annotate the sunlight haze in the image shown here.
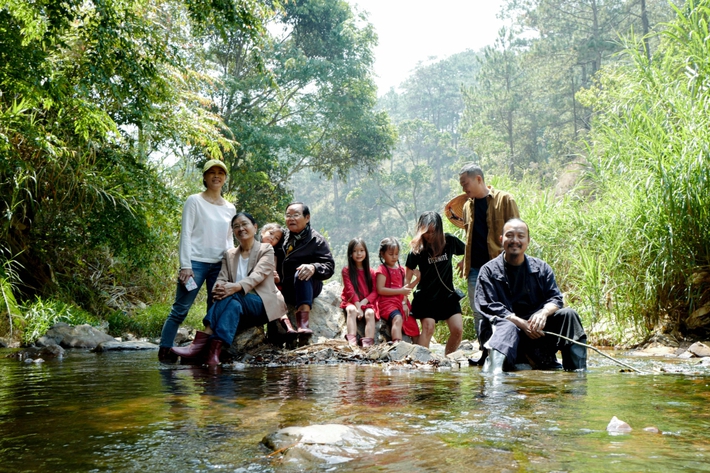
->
[351,0,507,94]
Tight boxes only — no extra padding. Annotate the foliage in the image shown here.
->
[204,0,396,224]
[21,297,99,344]
[574,0,710,336]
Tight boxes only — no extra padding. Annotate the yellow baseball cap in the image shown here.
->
[202,159,228,174]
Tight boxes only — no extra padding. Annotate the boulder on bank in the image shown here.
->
[37,323,115,349]
[228,326,265,354]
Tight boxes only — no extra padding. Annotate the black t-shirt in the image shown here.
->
[470,197,489,269]
[406,233,466,303]
[504,260,534,319]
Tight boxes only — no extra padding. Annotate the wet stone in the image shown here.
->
[7,344,65,361]
[607,416,632,434]
[93,340,159,352]
[262,424,397,465]
[687,341,710,358]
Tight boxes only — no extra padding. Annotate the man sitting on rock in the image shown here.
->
[278,202,335,334]
[474,218,587,372]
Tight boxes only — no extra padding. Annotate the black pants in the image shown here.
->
[480,308,586,366]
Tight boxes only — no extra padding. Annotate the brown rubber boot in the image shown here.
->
[295,310,313,334]
[206,339,224,366]
[170,331,210,359]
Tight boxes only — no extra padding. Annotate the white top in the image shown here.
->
[179,194,236,269]
[236,254,249,282]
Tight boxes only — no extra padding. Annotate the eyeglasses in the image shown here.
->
[284,212,303,219]
[232,223,252,230]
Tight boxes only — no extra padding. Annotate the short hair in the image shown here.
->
[502,218,529,237]
[232,212,256,226]
[458,163,485,181]
[286,201,310,217]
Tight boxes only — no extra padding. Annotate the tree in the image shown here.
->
[204,0,395,223]
[0,0,267,309]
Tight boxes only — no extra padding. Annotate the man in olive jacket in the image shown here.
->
[457,163,519,343]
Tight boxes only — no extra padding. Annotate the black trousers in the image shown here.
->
[480,308,586,366]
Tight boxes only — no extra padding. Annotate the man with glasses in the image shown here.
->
[278,202,335,334]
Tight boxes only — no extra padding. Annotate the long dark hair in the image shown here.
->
[410,211,445,256]
[347,238,373,298]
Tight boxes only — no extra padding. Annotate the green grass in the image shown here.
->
[21,298,100,344]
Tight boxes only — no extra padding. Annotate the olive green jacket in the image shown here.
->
[462,186,520,277]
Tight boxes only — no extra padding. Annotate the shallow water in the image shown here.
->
[0,349,709,472]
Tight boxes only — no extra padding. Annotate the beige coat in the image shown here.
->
[462,186,520,277]
[216,242,287,322]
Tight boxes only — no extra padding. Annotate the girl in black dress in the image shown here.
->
[405,211,466,355]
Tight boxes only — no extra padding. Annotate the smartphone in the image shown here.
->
[184,276,198,291]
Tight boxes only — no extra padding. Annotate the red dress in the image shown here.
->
[375,264,420,337]
[340,267,379,318]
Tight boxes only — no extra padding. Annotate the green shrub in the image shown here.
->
[107,301,207,339]
[22,298,99,344]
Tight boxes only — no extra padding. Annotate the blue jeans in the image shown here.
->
[467,267,483,339]
[159,260,222,348]
[203,292,268,344]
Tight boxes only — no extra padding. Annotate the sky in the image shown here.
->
[349,0,508,94]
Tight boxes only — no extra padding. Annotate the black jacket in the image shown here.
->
[278,226,335,287]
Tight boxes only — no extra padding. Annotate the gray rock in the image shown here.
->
[8,344,64,361]
[93,340,159,352]
[385,341,436,363]
[688,341,710,358]
[262,424,397,464]
[274,282,345,345]
[607,416,632,434]
[174,327,192,345]
[0,338,7,348]
[309,282,346,341]
[37,323,115,349]
[228,326,265,354]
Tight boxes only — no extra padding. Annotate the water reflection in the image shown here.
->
[0,350,708,472]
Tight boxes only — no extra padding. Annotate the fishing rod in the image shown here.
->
[543,331,647,374]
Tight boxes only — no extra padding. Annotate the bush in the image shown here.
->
[107,301,207,339]
[22,298,99,344]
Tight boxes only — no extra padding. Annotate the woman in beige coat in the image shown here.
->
[171,212,287,365]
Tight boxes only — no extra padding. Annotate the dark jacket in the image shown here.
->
[278,225,335,286]
[474,252,563,320]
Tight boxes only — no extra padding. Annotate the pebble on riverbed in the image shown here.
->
[606,416,632,434]
[218,340,480,370]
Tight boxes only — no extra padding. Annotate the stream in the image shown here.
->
[0,349,708,472]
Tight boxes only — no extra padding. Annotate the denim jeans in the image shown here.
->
[203,292,268,344]
[467,267,483,339]
[159,260,222,348]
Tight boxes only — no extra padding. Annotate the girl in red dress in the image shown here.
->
[340,238,378,347]
[375,237,419,343]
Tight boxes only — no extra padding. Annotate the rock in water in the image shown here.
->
[607,416,632,434]
[93,341,159,352]
[262,424,397,465]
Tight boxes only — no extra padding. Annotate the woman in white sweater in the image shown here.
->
[158,160,236,362]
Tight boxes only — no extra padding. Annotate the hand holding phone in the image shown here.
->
[184,276,198,291]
